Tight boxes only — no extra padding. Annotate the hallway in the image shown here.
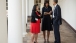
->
[0,0,76,43]
[23,20,76,43]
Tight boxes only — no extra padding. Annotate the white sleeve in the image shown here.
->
[35,18,38,21]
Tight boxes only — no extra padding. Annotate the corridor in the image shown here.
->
[23,20,76,43]
[0,0,76,43]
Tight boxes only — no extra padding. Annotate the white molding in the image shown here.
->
[23,32,27,37]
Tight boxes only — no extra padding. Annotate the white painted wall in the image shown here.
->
[0,0,7,43]
[58,0,76,30]
[28,0,34,16]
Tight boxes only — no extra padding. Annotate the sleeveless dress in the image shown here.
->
[30,12,40,34]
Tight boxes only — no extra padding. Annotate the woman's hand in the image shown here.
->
[44,11,52,15]
[39,15,41,16]
[44,12,47,15]
[37,9,40,12]
[38,15,41,17]
[47,11,52,15]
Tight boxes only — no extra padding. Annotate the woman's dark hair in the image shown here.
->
[44,1,50,7]
[32,4,38,11]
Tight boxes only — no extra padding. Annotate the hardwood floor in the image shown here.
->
[23,20,76,43]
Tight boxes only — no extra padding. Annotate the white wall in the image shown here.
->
[28,0,34,16]
[58,0,76,30]
[0,0,7,43]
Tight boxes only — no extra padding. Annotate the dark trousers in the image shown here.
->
[53,23,61,43]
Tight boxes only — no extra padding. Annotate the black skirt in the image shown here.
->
[41,15,53,31]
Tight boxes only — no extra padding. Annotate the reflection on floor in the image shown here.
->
[23,20,76,43]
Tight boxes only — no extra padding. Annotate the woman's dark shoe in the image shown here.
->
[34,42,36,43]
[47,41,50,43]
[34,41,38,43]
[44,41,46,43]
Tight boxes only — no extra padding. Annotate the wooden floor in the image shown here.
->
[23,20,76,43]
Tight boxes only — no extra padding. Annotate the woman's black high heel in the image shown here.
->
[34,42,36,43]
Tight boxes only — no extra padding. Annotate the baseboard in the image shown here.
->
[23,32,27,37]
[62,19,76,33]
[28,16,31,18]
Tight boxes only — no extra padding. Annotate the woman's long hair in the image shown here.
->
[44,1,50,7]
[31,4,38,16]
[32,4,38,12]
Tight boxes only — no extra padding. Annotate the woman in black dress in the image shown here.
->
[41,1,53,43]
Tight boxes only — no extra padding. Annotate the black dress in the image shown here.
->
[41,6,53,31]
